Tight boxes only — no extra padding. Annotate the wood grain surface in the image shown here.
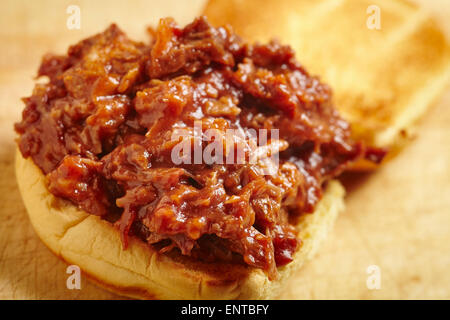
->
[0,0,449,299]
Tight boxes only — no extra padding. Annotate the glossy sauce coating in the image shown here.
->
[15,17,377,279]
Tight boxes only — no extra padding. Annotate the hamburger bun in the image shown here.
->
[15,149,345,299]
[204,0,450,168]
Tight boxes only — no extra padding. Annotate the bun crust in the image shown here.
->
[15,149,345,299]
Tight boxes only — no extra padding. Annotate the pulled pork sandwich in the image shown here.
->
[15,16,383,299]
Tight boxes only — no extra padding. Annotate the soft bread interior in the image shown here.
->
[15,149,345,299]
[204,0,450,153]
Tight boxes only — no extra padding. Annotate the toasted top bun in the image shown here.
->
[15,149,345,299]
[204,0,450,161]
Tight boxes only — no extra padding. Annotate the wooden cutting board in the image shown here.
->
[0,0,449,299]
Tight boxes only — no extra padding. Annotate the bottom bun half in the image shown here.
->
[15,149,345,300]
